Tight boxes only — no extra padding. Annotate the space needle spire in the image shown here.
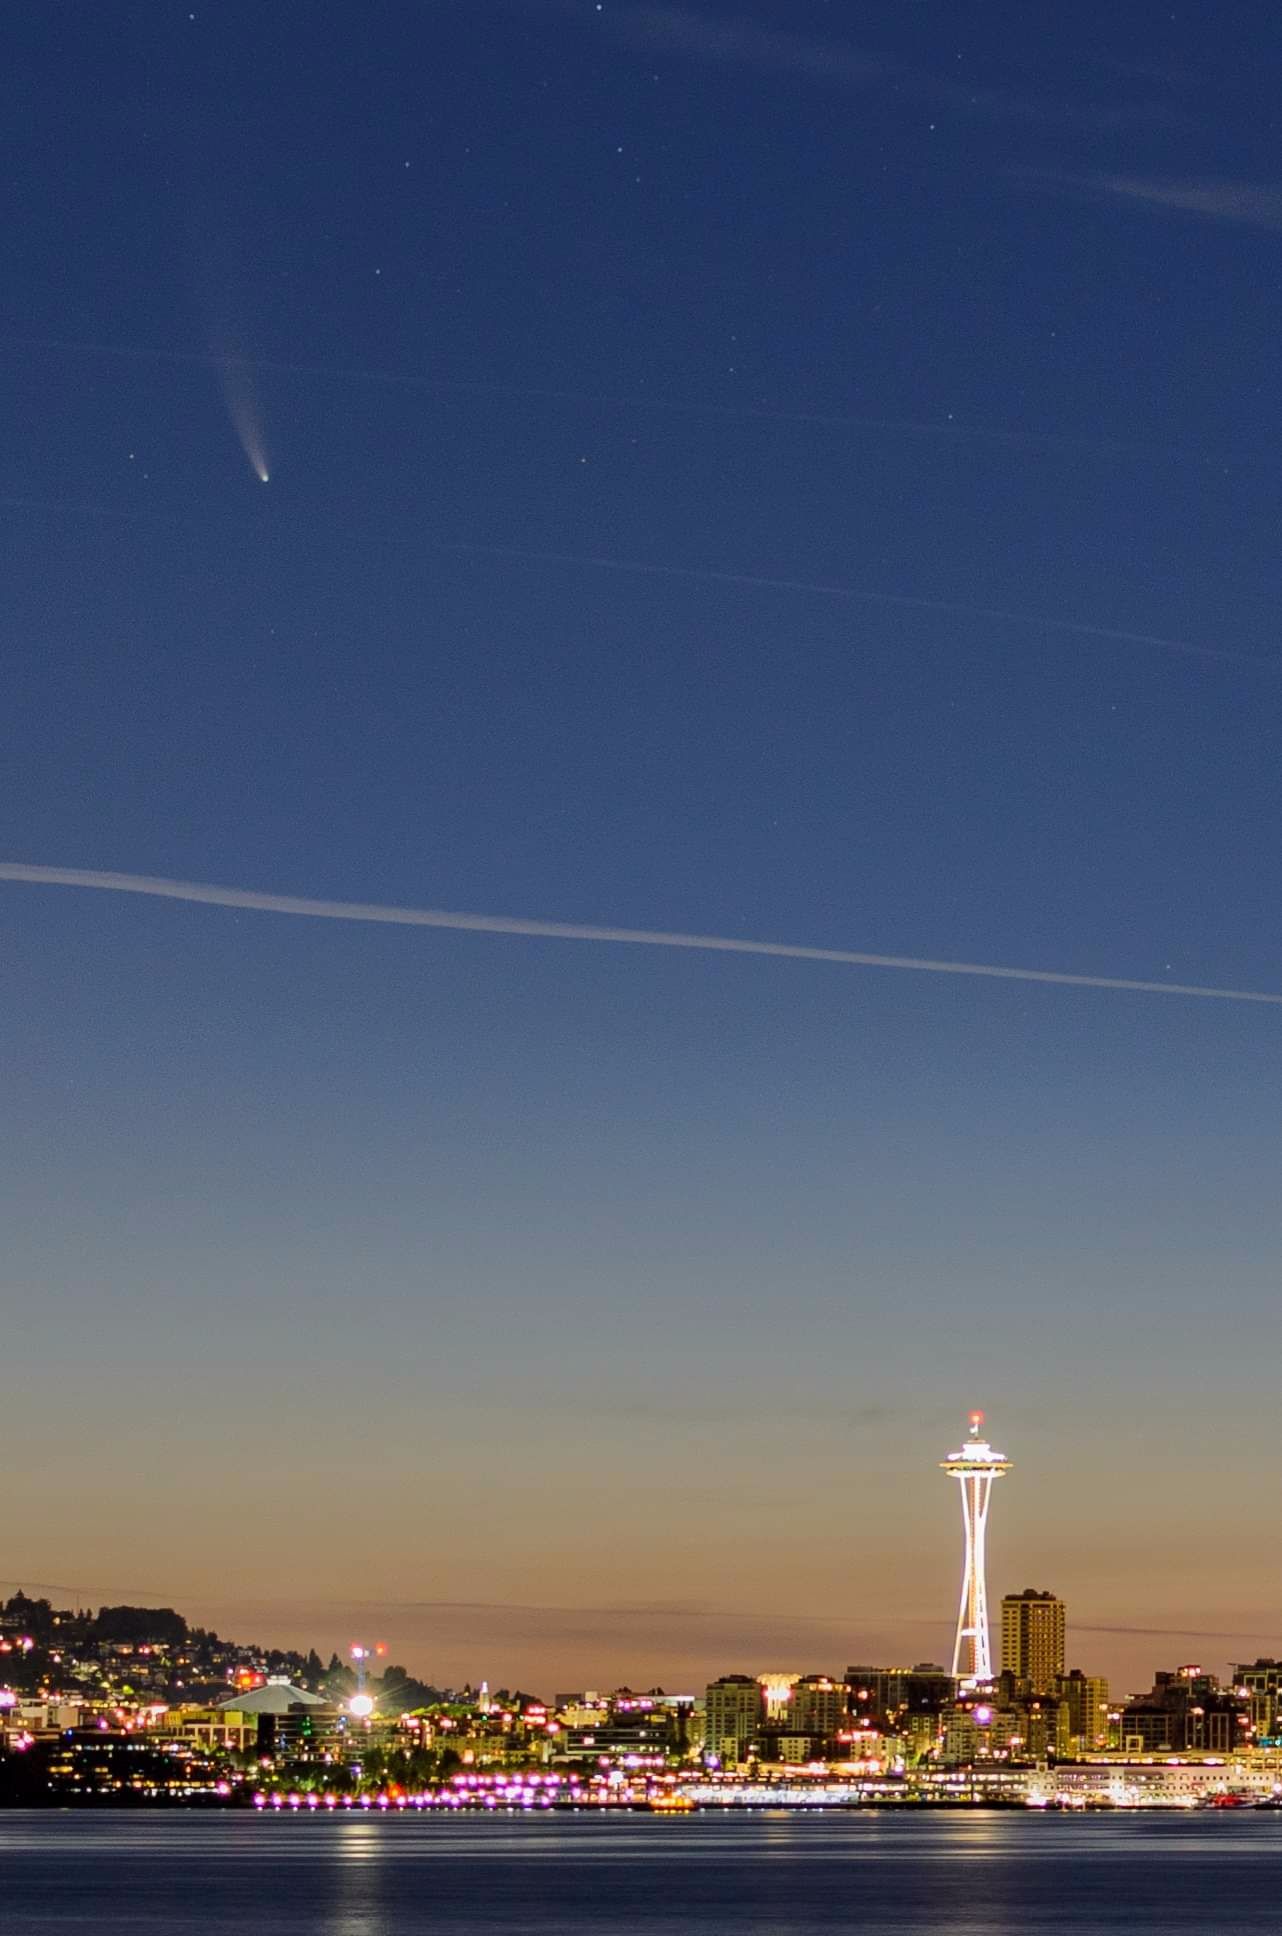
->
[940,1411,1011,1685]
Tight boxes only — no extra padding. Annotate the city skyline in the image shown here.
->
[4,1406,1277,1696]
[7,0,1282,1715]
[8,1576,1282,1785]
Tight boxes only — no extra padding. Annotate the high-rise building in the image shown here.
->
[704,1675,763,1767]
[789,1674,845,1745]
[1000,1589,1066,1693]
[940,1411,1011,1684]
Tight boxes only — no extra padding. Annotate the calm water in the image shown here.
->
[3,1811,1281,1933]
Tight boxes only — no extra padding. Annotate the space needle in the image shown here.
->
[941,1411,1011,1686]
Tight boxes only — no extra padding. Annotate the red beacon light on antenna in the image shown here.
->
[969,1409,985,1434]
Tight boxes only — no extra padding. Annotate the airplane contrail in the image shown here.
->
[3,862,1280,1007]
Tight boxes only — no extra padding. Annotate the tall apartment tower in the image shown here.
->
[1000,1588,1066,1693]
[790,1675,845,1744]
[704,1675,763,1767]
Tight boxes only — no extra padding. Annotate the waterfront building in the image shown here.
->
[770,1732,825,1764]
[44,1731,226,1801]
[1031,1758,1257,1808]
[554,1691,686,1764]
[556,1716,674,1764]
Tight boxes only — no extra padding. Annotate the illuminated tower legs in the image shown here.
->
[941,1412,1011,1687]
[951,1466,997,1683]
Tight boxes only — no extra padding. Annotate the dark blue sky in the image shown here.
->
[4,1,1282,1690]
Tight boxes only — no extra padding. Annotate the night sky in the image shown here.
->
[5,1,1282,1694]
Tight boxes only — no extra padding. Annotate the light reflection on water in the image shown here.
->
[2,1811,1281,1934]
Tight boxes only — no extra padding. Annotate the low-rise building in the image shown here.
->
[215,1678,342,1757]
[1235,1660,1282,1742]
[1120,1668,1249,1756]
[1056,1671,1110,1755]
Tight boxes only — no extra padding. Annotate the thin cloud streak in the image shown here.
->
[440,539,1261,670]
[4,862,1282,1008]
[1027,170,1282,231]
[9,1573,1273,1646]
[1075,1622,1282,1640]
[1098,176,1282,229]
[4,332,1183,461]
[602,4,1154,129]
[382,1603,1280,1642]
[5,493,1255,671]
[614,5,884,88]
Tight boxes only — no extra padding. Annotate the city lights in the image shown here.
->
[0,1413,1276,1815]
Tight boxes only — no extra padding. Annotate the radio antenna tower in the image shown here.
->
[940,1411,1011,1685]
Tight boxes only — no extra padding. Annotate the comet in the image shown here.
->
[214,347,270,483]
